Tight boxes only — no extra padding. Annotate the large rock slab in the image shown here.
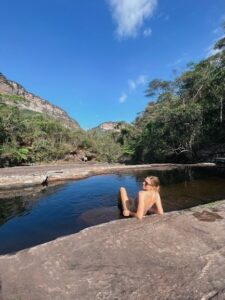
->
[0,201,225,300]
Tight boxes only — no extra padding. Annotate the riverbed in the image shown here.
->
[0,165,225,254]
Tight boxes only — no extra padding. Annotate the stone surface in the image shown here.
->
[0,201,225,300]
[0,162,215,189]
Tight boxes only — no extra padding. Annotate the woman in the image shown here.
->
[119,176,164,220]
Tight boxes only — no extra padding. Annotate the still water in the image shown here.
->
[0,166,225,254]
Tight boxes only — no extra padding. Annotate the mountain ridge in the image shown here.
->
[90,121,129,132]
[0,73,80,130]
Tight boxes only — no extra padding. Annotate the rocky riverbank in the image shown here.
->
[0,162,215,189]
[0,200,225,300]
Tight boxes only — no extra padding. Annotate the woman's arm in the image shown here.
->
[128,191,145,220]
[155,192,164,215]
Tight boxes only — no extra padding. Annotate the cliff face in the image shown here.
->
[92,121,127,132]
[0,73,80,130]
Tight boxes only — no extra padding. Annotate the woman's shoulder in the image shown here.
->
[147,189,158,194]
[146,189,160,200]
[138,190,150,196]
[139,190,156,198]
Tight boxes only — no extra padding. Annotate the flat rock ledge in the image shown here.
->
[0,201,225,300]
[0,162,215,189]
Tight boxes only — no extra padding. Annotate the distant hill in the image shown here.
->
[0,73,80,130]
[90,121,128,132]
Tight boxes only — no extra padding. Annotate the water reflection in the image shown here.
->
[0,196,26,225]
[0,183,69,225]
[0,166,225,254]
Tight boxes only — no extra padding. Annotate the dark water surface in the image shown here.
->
[0,166,225,254]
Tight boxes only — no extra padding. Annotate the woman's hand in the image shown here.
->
[123,209,130,217]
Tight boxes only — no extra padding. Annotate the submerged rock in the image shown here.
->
[79,206,121,226]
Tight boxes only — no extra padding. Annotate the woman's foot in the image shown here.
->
[123,209,130,217]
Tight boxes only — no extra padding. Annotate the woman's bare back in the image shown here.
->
[141,190,160,214]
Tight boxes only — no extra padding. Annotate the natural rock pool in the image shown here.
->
[0,166,225,254]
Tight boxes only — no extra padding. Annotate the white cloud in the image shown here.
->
[118,74,147,103]
[128,80,136,90]
[128,75,147,91]
[143,27,152,37]
[108,0,157,38]
[137,74,147,85]
[119,92,127,103]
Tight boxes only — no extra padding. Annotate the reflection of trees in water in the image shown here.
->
[116,173,127,179]
[130,167,225,187]
[131,168,187,186]
[185,166,225,181]
[0,182,68,226]
[0,196,26,225]
[185,167,194,181]
[119,167,225,212]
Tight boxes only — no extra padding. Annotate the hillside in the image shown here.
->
[90,121,129,132]
[0,73,80,130]
[0,75,128,166]
[1,33,224,167]
[125,34,225,163]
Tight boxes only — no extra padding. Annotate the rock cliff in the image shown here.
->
[91,121,128,132]
[0,73,80,130]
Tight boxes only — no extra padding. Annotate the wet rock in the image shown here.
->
[193,210,223,222]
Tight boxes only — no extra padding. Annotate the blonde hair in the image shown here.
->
[146,176,160,191]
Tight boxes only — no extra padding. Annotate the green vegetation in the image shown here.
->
[86,122,135,163]
[86,130,123,163]
[0,105,88,166]
[0,32,224,166]
[0,104,127,166]
[123,32,225,163]
[0,93,27,103]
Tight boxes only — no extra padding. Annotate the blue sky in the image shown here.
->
[0,0,224,129]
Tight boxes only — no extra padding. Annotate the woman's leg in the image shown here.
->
[118,187,129,211]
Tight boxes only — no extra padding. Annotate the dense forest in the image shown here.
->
[125,32,225,163]
[0,32,224,167]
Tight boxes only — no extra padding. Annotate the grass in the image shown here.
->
[0,93,27,103]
